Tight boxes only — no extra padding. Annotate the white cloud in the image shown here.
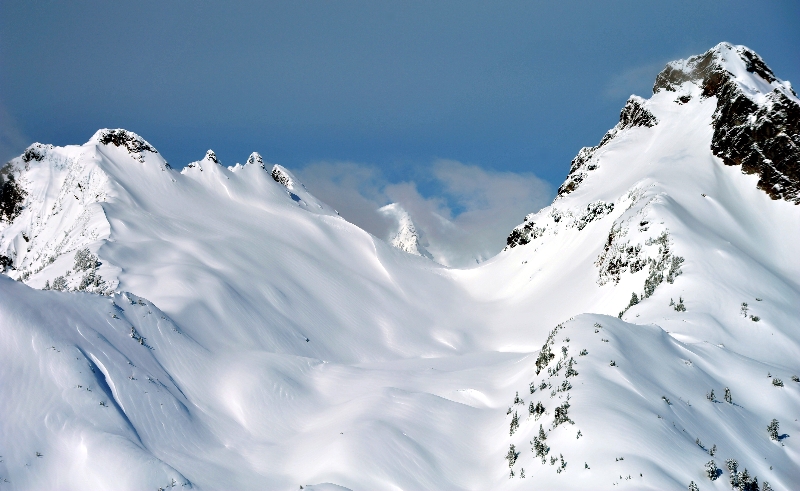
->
[295,159,552,267]
[0,101,30,164]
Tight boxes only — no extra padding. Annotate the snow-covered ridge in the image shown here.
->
[1,44,799,490]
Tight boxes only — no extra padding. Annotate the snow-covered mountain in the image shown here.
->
[378,203,435,260]
[1,42,798,491]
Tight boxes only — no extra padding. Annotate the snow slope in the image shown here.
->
[1,43,799,490]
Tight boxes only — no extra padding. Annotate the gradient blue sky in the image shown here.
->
[1,1,798,264]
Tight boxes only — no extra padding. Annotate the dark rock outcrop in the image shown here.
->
[97,129,157,155]
[271,165,293,188]
[0,164,26,223]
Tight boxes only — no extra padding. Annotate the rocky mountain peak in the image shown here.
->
[246,152,265,169]
[556,43,799,206]
[204,150,219,164]
[91,129,158,158]
[652,42,779,96]
[652,43,800,204]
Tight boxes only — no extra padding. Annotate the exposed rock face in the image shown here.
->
[21,143,51,163]
[246,152,265,170]
[712,86,800,203]
[271,165,294,189]
[653,43,800,204]
[204,150,219,164]
[0,165,27,223]
[557,96,658,198]
[96,129,157,155]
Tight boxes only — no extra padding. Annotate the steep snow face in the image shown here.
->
[1,44,799,491]
[378,203,434,260]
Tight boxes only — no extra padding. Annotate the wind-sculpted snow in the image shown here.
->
[1,44,800,490]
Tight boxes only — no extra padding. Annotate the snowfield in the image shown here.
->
[1,43,798,490]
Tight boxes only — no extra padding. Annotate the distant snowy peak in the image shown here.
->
[246,151,265,170]
[184,149,220,171]
[379,203,434,260]
[204,149,219,164]
[653,42,800,203]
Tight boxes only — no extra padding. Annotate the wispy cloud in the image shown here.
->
[604,60,669,100]
[0,101,30,164]
[296,159,552,267]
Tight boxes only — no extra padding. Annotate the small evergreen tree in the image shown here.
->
[52,276,67,291]
[505,444,519,468]
[724,387,732,404]
[553,401,573,426]
[705,460,719,480]
[530,401,545,420]
[688,481,698,491]
[510,411,520,436]
[726,459,739,489]
[767,419,779,441]
[531,424,549,464]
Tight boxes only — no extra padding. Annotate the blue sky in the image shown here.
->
[2,1,798,264]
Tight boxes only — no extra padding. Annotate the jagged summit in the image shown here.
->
[89,128,158,161]
[378,203,434,260]
[184,149,221,171]
[653,42,800,203]
[549,43,799,210]
[204,149,219,164]
[246,151,265,169]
